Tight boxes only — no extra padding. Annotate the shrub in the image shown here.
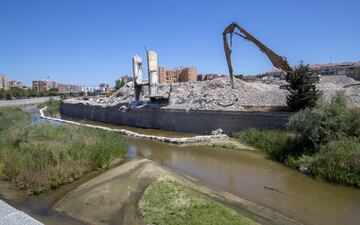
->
[311,138,360,187]
[236,92,360,187]
[287,108,322,151]
[288,92,353,151]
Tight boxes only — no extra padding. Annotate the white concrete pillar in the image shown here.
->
[147,51,158,96]
[132,55,143,101]
[132,55,143,85]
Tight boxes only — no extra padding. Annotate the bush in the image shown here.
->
[288,92,353,150]
[236,92,360,187]
[311,138,360,187]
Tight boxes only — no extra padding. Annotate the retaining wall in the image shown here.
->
[60,103,290,135]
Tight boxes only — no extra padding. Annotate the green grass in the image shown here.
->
[37,98,62,117]
[0,107,127,194]
[233,129,289,152]
[139,180,258,225]
[233,129,301,162]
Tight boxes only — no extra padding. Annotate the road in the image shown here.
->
[0,97,58,107]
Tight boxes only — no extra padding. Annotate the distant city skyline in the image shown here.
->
[1,0,359,86]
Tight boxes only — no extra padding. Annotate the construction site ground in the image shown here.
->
[66,75,360,111]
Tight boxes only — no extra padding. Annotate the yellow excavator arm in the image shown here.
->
[223,22,293,87]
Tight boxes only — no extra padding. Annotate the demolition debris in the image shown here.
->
[65,75,360,111]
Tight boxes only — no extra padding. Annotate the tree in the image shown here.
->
[26,88,37,97]
[10,87,26,98]
[0,89,6,99]
[115,79,124,90]
[5,91,12,100]
[286,62,322,111]
[48,88,59,96]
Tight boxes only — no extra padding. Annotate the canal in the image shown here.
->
[13,108,360,225]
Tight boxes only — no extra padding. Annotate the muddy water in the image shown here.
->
[126,138,360,225]
[60,116,360,225]
[8,109,360,225]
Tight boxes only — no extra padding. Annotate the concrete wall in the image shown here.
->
[60,103,290,135]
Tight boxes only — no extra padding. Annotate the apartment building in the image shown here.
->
[7,80,23,89]
[32,80,58,92]
[120,75,133,84]
[58,84,82,94]
[310,61,360,79]
[178,67,197,82]
[158,67,197,84]
[99,83,111,92]
[82,86,100,93]
[346,64,360,80]
[0,74,7,89]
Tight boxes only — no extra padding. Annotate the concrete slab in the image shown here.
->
[0,200,43,225]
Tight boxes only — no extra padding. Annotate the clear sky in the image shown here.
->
[1,0,359,86]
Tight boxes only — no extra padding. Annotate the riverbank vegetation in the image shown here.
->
[0,87,87,100]
[0,87,58,100]
[139,180,258,225]
[235,92,360,187]
[37,98,62,117]
[0,107,127,194]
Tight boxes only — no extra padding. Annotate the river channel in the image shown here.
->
[13,107,360,225]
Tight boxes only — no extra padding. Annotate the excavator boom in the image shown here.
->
[223,22,293,87]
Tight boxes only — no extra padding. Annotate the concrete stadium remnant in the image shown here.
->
[132,51,168,105]
[223,22,293,88]
[147,50,159,96]
[132,55,144,101]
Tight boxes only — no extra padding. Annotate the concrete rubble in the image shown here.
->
[66,75,360,111]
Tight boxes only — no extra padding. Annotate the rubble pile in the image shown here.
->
[316,75,360,107]
[66,76,360,111]
[160,78,287,110]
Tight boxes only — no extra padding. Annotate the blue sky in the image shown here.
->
[0,0,359,86]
